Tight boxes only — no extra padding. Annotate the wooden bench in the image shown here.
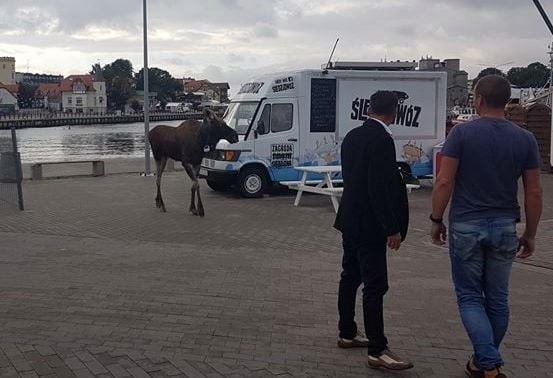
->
[31,160,105,180]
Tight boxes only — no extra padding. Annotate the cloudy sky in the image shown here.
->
[1,0,552,94]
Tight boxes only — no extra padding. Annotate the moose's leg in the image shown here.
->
[183,163,199,216]
[193,164,205,217]
[155,157,167,212]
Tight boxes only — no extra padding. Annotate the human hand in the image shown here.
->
[517,234,535,259]
[387,233,402,251]
[431,222,447,246]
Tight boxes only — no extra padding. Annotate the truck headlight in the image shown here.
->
[216,150,241,162]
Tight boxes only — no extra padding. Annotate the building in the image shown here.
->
[35,74,106,113]
[183,79,230,103]
[184,80,215,100]
[15,72,63,85]
[419,57,469,107]
[165,102,191,113]
[126,90,158,113]
[182,77,196,87]
[0,83,18,114]
[212,83,230,102]
[35,83,63,111]
[175,92,205,109]
[0,57,16,85]
[60,74,107,113]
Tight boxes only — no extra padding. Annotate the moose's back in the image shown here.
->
[148,121,203,163]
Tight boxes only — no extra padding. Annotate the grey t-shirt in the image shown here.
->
[441,117,541,222]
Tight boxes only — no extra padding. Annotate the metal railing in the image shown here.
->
[0,126,24,211]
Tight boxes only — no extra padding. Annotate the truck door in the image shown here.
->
[253,99,300,182]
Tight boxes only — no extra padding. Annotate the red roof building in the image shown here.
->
[33,74,106,113]
[59,75,96,92]
[183,79,230,102]
[0,83,18,96]
[0,83,18,111]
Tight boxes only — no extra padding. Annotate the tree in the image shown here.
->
[93,59,135,111]
[108,59,133,79]
[17,83,38,109]
[472,67,506,87]
[135,67,183,105]
[507,62,549,88]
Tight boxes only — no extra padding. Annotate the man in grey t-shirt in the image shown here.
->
[430,75,543,378]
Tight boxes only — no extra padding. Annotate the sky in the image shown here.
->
[1,0,553,95]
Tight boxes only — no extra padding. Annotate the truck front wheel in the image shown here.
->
[237,166,267,198]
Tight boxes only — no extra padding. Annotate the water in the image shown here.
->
[0,121,183,163]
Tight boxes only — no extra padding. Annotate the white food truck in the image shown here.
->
[200,67,447,197]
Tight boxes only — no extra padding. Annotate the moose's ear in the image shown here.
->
[203,108,215,120]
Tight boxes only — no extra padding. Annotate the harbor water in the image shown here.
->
[0,120,183,163]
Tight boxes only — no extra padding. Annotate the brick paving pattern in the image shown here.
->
[0,165,552,377]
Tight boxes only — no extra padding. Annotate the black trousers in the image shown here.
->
[338,234,389,355]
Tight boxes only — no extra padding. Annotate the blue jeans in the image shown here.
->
[449,217,519,370]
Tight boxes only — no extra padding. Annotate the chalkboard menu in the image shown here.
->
[310,78,336,132]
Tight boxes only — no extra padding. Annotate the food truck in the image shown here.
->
[201,67,447,197]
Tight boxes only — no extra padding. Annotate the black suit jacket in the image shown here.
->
[334,119,409,243]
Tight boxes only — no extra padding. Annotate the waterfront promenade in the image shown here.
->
[1,162,552,377]
[0,112,202,130]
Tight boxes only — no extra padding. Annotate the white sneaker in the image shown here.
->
[337,331,369,348]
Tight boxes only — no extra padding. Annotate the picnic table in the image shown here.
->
[284,165,420,213]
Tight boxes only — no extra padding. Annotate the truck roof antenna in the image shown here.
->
[324,38,340,72]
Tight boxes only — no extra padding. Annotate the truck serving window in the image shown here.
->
[224,102,258,135]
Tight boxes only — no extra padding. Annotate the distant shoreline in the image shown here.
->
[0,112,202,130]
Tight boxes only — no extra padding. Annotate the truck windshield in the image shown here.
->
[223,102,259,135]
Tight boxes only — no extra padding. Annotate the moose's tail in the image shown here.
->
[147,126,162,161]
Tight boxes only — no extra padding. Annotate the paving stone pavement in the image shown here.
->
[0,164,552,377]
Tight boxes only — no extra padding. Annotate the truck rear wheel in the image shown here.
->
[237,166,267,198]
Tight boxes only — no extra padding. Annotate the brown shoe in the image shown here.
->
[337,331,369,348]
[367,348,414,370]
[465,356,484,377]
[484,368,506,378]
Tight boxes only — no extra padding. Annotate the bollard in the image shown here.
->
[31,164,43,180]
[92,161,105,176]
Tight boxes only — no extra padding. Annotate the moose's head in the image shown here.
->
[203,108,239,145]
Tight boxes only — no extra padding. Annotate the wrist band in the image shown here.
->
[429,214,443,224]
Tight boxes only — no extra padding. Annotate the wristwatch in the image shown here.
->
[429,214,443,224]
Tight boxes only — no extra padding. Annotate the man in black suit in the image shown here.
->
[334,91,412,370]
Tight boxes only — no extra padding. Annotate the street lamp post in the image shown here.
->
[143,0,151,175]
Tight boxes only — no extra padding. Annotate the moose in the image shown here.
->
[148,108,238,216]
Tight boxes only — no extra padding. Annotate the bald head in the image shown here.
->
[474,75,511,109]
